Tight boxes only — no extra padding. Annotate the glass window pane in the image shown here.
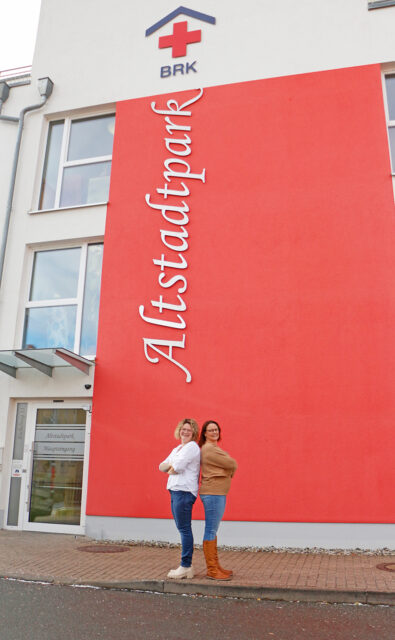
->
[60,161,111,207]
[12,403,28,459]
[39,121,64,210]
[67,115,115,161]
[388,126,395,171]
[30,248,81,301]
[29,460,83,525]
[386,76,395,121]
[36,408,86,425]
[80,244,103,356]
[7,477,21,526]
[23,306,77,350]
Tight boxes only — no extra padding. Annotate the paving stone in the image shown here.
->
[0,530,393,605]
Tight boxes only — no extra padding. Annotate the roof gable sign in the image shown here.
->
[145,6,216,37]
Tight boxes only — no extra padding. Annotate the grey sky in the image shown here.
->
[1,1,41,72]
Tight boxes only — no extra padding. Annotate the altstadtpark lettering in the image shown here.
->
[139,89,205,383]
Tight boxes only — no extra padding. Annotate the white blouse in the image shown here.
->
[159,441,201,496]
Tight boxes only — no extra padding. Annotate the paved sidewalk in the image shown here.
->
[0,530,393,605]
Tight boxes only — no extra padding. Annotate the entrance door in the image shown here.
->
[21,404,90,534]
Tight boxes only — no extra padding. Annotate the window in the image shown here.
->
[39,114,115,210]
[384,75,395,174]
[23,243,103,356]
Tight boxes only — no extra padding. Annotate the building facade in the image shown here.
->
[0,0,394,548]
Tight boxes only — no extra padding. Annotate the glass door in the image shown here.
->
[22,406,90,534]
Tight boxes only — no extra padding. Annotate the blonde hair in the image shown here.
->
[174,418,199,441]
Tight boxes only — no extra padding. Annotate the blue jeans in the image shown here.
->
[200,495,227,541]
[169,490,197,567]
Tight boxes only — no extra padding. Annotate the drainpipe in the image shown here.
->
[0,77,54,288]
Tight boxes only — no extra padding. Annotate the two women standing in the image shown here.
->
[159,419,237,581]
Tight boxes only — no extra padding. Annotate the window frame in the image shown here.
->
[382,72,395,177]
[23,241,104,358]
[38,111,115,211]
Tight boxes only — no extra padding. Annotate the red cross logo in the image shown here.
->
[159,21,201,58]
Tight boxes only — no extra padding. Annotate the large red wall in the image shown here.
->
[87,64,395,523]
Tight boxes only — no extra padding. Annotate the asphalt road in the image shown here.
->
[0,578,393,640]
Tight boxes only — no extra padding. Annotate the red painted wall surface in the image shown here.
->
[87,64,395,523]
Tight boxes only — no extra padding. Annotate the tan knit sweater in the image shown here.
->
[199,442,238,495]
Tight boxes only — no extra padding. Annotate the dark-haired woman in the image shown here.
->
[198,420,237,581]
[159,418,200,579]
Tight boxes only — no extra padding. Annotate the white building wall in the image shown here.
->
[0,85,105,523]
[0,77,101,517]
[31,0,395,110]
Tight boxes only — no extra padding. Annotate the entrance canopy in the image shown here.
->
[0,348,93,377]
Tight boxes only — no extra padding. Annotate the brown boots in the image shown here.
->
[213,537,233,578]
[203,539,233,580]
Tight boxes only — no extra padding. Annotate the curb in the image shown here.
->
[3,574,393,606]
[102,581,395,606]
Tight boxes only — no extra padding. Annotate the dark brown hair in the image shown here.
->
[198,420,221,447]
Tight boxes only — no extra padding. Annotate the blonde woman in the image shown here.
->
[159,418,200,579]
